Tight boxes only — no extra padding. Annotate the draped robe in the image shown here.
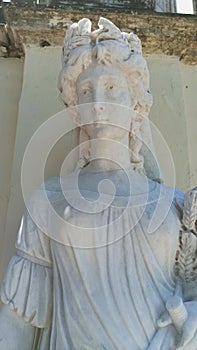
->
[1,173,184,349]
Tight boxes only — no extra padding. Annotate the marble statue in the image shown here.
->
[0,17,197,350]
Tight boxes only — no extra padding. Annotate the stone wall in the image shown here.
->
[5,0,155,10]
[3,7,197,64]
[48,0,154,10]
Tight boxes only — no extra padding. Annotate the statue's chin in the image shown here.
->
[88,125,126,140]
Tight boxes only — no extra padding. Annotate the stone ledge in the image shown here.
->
[3,7,197,64]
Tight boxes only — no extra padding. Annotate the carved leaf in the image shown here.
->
[78,18,92,36]
[174,231,194,283]
[174,190,197,286]
[182,189,197,232]
[98,17,121,34]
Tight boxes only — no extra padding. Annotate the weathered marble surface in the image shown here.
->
[0,17,197,350]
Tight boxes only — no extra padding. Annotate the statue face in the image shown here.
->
[76,64,133,140]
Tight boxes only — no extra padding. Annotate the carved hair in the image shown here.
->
[58,18,159,178]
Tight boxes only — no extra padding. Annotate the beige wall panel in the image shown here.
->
[0,47,72,280]
[0,58,24,278]
[179,63,197,189]
[147,56,190,191]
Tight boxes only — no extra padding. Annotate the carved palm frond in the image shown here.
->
[174,189,197,284]
[174,231,195,283]
[182,189,197,232]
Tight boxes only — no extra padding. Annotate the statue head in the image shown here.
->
[58,18,160,179]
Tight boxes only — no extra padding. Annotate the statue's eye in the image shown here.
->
[109,85,113,90]
[82,87,92,96]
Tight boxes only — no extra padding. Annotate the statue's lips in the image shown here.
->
[94,120,108,122]
[93,119,109,123]
[93,120,109,128]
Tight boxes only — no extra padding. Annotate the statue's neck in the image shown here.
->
[86,136,131,173]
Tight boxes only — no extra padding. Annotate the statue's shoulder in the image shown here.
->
[173,187,184,213]
[43,175,75,192]
[43,176,63,194]
[26,176,69,223]
[32,176,71,203]
[165,185,197,229]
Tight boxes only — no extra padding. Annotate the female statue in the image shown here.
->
[0,18,197,350]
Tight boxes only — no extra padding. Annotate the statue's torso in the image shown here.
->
[41,172,182,349]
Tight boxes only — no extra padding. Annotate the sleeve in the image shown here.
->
[0,195,53,329]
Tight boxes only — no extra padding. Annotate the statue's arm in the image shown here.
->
[0,188,53,348]
[0,304,36,350]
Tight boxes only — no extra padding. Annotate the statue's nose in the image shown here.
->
[91,85,105,116]
[92,102,105,114]
[92,85,104,103]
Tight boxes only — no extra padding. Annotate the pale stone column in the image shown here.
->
[0,58,24,280]
[155,0,177,12]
